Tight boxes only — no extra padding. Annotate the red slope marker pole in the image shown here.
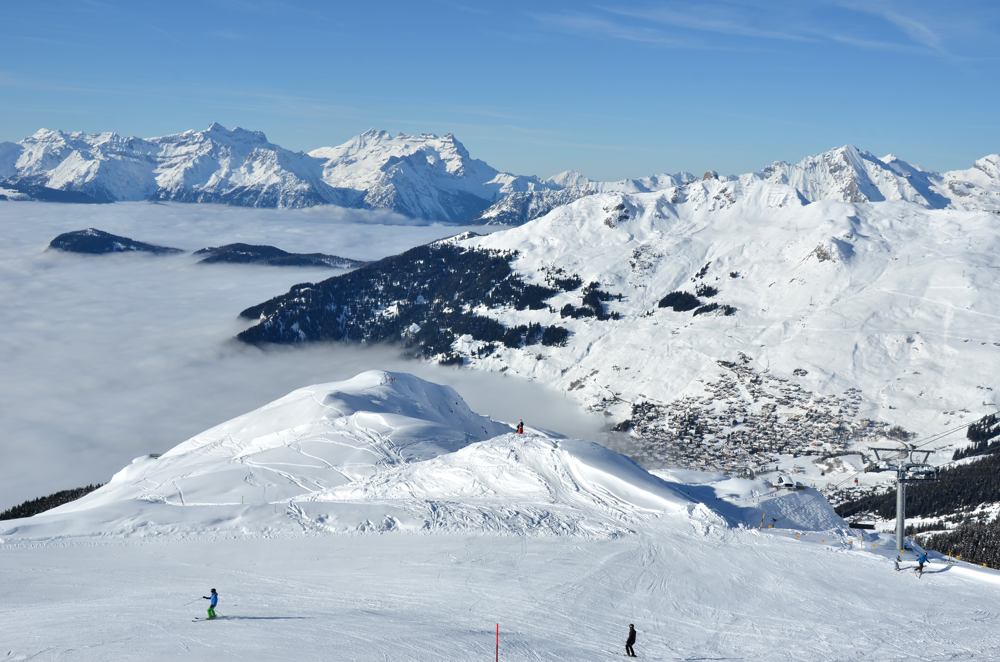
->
[496,623,499,662]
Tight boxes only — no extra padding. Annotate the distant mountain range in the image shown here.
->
[1,124,997,222]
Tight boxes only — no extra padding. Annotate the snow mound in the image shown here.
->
[652,470,847,532]
[710,477,846,531]
[1,372,726,541]
[90,370,507,507]
[295,435,697,537]
[0,372,503,538]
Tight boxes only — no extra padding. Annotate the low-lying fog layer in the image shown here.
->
[0,202,606,507]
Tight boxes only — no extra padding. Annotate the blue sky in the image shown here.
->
[1,0,997,179]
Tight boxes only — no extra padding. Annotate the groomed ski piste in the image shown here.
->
[2,371,1000,660]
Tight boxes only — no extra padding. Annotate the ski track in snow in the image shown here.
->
[3,525,999,661]
[877,288,1000,322]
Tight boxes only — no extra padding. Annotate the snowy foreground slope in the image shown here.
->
[3,372,1000,660]
[4,521,1000,661]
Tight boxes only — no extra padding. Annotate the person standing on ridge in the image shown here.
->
[202,588,219,619]
[515,419,524,435]
[625,623,637,657]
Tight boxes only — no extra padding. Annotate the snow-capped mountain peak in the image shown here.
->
[756,144,945,207]
[306,128,548,221]
[546,169,592,188]
[933,153,1000,210]
[2,124,998,219]
[26,127,61,143]
[199,121,270,144]
[972,153,1000,179]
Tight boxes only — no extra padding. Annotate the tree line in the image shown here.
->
[0,484,103,520]
[836,453,1000,520]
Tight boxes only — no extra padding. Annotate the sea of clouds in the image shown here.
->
[0,201,606,507]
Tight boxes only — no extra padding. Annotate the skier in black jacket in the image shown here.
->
[626,624,637,657]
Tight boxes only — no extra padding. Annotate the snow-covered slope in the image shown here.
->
[459,192,1000,473]
[475,187,592,225]
[938,154,1000,211]
[238,184,1000,486]
[13,129,159,201]
[312,435,700,536]
[6,516,1000,661]
[476,170,696,225]
[0,140,24,180]
[546,169,696,194]
[756,146,1000,212]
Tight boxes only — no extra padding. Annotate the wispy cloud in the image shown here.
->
[0,71,109,96]
[529,4,813,52]
[835,1,944,51]
[829,0,1000,59]
[208,29,248,42]
[827,33,925,54]
[530,1,993,57]
[0,72,373,128]
[531,11,698,47]
[603,4,814,43]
